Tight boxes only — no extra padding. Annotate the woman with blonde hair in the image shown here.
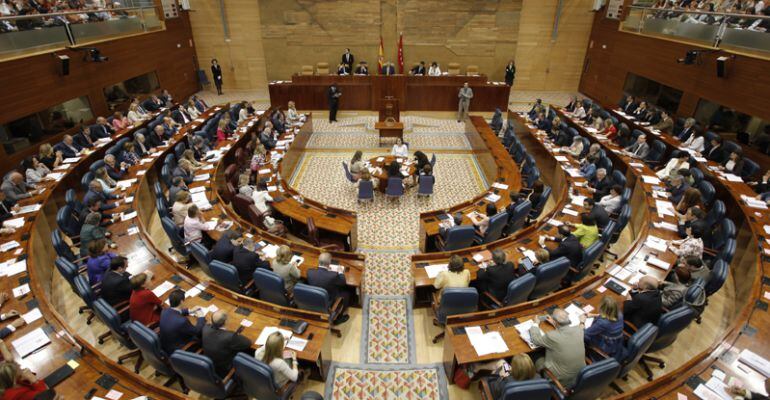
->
[181,149,201,168]
[216,119,228,143]
[287,101,301,125]
[582,296,625,359]
[94,167,118,195]
[38,143,62,169]
[354,168,378,190]
[0,362,49,399]
[254,331,300,387]
[186,99,200,119]
[487,354,537,397]
[251,144,267,171]
[271,245,300,292]
[127,103,147,124]
[238,173,255,197]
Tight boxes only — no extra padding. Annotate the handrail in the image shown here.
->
[626,4,770,20]
[0,6,156,21]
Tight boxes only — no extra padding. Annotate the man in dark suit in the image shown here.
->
[83,181,118,211]
[620,96,637,114]
[676,118,696,142]
[411,61,426,76]
[232,238,270,283]
[583,198,609,229]
[545,225,583,268]
[101,256,132,307]
[211,230,240,264]
[143,95,163,112]
[535,112,552,132]
[75,127,96,149]
[146,125,167,149]
[54,135,82,158]
[623,275,663,328]
[327,84,341,123]
[159,289,205,354]
[93,117,115,138]
[354,61,369,75]
[381,62,396,76]
[202,310,252,378]
[172,160,195,185]
[0,191,17,223]
[705,136,728,163]
[589,168,613,201]
[438,213,466,244]
[528,99,542,119]
[341,48,354,68]
[476,250,518,300]
[668,175,690,205]
[307,253,350,324]
[677,206,707,239]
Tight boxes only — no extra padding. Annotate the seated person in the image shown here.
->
[86,239,117,285]
[112,112,130,131]
[656,152,690,181]
[584,198,609,229]
[184,205,214,248]
[254,331,301,388]
[391,138,409,158]
[565,136,584,158]
[271,245,301,293]
[438,213,465,242]
[529,308,586,387]
[667,174,690,205]
[517,249,550,274]
[211,230,241,264]
[75,126,97,149]
[202,311,252,378]
[1,173,36,206]
[100,256,132,306]
[582,296,624,360]
[23,156,50,184]
[410,61,426,76]
[38,143,62,169]
[727,377,770,400]
[103,154,127,181]
[0,362,51,399]
[598,185,623,214]
[159,289,204,354]
[232,238,270,284]
[568,214,599,248]
[307,253,351,324]
[534,112,552,132]
[172,159,195,185]
[676,206,707,238]
[749,169,770,196]
[669,225,704,264]
[678,256,710,283]
[721,151,745,175]
[120,141,140,166]
[484,354,537,399]
[624,134,650,159]
[54,134,82,158]
[354,61,369,75]
[476,250,518,300]
[588,168,612,201]
[660,266,692,308]
[337,62,351,75]
[542,225,583,268]
[172,190,193,226]
[168,177,188,206]
[146,125,167,149]
[623,275,663,328]
[433,255,471,298]
[704,136,728,163]
[129,272,161,326]
[355,169,378,191]
[472,203,499,237]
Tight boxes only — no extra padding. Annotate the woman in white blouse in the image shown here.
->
[566,136,584,158]
[286,101,301,125]
[126,103,147,124]
[656,152,690,180]
[572,103,587,120]
[391,138,409,157]
[254,331,299,387]
[238,101,250,123]
[681,130,705,152]
[186,100,201,119]
[251,181,274,214]
[428,62,441,76]
[23,156,50,184]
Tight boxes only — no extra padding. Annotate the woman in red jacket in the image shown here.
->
[0,362,49,400]
[129,272,162,326]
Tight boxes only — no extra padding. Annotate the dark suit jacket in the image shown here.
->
[231,246,270,283]
[477,262,518,300]
[172,166,194,185]
[590,205,610,229]
[92,124,114,138]
[622,102,638,114]
[342,53,354,66]
[669,182,689,205]
[211,65,223,84]
[677,126,695,142]
[307,267,347,303]
[0,199,14,223]
[211,237,235,264]
[54,142,81,159]
[74,132,96,149]
[105,164,125,181]
[592,177,613,201]
[355,66,369,75]
[159,308,205,355]
[623,290,663,328]
[202,325,252,378]
[411,65,425,75]
[101,270,132,306]
[548,235,583,268]
[705,145,728,164]
[83,189,117,210]
[537,118,552,132]
[146,132,165,149]
[382,65,396,75]
[327,87,341,106]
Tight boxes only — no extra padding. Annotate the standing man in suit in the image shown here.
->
[327,83,341,123]
[202,310,252,378]
[529,308,586,387]
[342,48,354,68]
[623,275,663,328]
[159,289,204,354]
[307,252,350,324]
[211,59,223,95]
[457,82,474,123]
[625,134,650,159]
[505,60,516,86]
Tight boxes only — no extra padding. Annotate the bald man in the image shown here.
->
[529,308,586,387]
[307,252,351,324]
[1,172,35,204]
[202,310,252,378]
[623,275,663,328]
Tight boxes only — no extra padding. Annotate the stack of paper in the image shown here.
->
[13,204,41,215]
[722,173,743,183]
[0,241,20,253]
[193,173,211,182]
[491,182,509,190]
[642,175,662,185]
[653,221,678,232]
[425,264,448,279]
[152,281,175,297]
[116,179,137,190]
[286,336,308,352]
[564,303,594,328]
[485,193,501,203]
[465,326,509,356]
[738,349,770,377]
[608,264,633,281]
[513,320,541,349]
[644,236,668,252]
[570,195,587,206]
[191,192,212,210]
[11,328,51,357]
[2,217,25,229]
[742,195,768,210]
[656,200,677,217]
[646,255,671,271]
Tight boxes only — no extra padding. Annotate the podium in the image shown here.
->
[379,97,399,122]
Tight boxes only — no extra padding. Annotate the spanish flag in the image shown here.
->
[378,36,384,74]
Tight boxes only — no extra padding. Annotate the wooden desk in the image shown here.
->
[369,155,415,192]
[375,121,404,145]
[268,74,509,112]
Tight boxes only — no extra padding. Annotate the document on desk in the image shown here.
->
[514,320,540,349]
[62,157,81,164]
[547,219,564,227]
[644,235,669,253]
[256,327,293,346]
[466,326,509,356]
[21,308,42,324]
[491,182,509,190]
[425,264,448,279]
[646,256,671,271]
[554,156,569,162]
[12,328,50,358]
[738,349,770,377]
[565,168,582,178]
[152,281,175,298]
[120,211,137,222]
[642,175,662,185]
[485,193,501,203]
[0,241,20,253]
[570,195,587,207]
[608,265,633,281]
[116,179,137,190]
[565,303,594,328]
[703,376,732,400]
[193,173,211,182]
[1,259,26,277]
[286,336,308,352]
[723,173,743,183]
[191,192,212,210]
[741,195,768,210]
[2,217,25,229]
[189,186,206,194]
[653,221,678,232]
[261,244,280,259]
[13,204,41,215]
[655,200,676,217]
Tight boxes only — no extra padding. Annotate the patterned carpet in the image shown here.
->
[362,296,415,364]
[325,363,448,400]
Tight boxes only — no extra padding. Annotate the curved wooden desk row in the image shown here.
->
[412,114,603,306]
[208,112,365,293]
[433,104,763,399]
[597,105,769,399]
[16,106,194,399]
[418,116,524,253]
[18,105,333,398]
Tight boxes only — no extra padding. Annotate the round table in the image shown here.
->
[367,155,417,192]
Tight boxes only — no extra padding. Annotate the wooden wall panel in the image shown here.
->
[0,13,199,174]
[579,10,770,121]
[513,0,595,92]
[187,0,269,92]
